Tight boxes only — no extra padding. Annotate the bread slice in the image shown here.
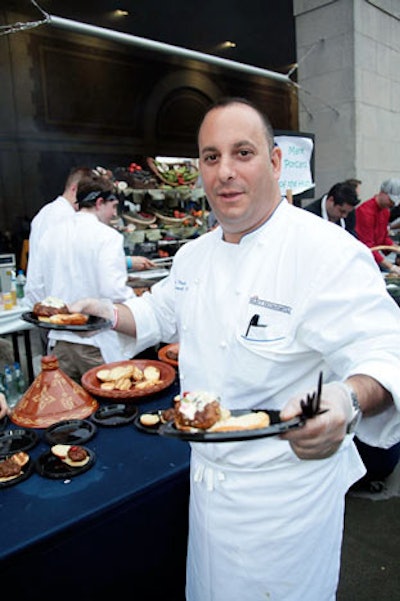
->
[143,365,161,382]
[12,451,30,467]
[208,411,270,432]
[96,369,112,382]
[49,313,88,325]
[51,444,70,459]
[140,413,160,427]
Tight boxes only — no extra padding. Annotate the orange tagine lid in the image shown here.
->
[10,355,99,428]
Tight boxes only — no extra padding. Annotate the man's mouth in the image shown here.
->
[217,189,243,201]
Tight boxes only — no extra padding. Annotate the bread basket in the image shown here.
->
[81,359,176,400]
[147,157,199,187]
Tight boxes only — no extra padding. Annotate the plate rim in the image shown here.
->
[159,409,303,442]
[81,359,176,400]
[21,311,112,332]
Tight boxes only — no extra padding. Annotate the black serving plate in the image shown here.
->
[0,428,39,457]
[36,447,95,479]
[134,410,168,435]
[159,409,303,443]
[0,457,35,488]
[21,312,112,332]
[44,419,97,446]
[91,403,138,427]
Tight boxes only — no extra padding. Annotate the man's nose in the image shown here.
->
[217,158,236,181]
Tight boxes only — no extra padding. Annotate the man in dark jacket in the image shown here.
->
[304,181,359,237]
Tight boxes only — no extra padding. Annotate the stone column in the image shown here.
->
[293,0,400,200]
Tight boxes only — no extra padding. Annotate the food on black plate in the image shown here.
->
[173,391,270,433]
[33,297,88,325]
[51,444,90,467]
[33,296,70,318]
[0,451,29,482]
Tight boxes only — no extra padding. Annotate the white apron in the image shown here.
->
[186,439,363,601]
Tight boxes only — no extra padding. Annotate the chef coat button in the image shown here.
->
[220,341,227,348]
[182,325,188,332]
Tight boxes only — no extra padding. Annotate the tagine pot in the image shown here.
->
[10,355,99,428]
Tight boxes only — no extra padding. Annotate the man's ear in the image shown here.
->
[270,145,282,179]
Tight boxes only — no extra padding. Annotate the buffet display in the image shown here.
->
[105,157,210,259]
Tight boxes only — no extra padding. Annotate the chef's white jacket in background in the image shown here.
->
[25,196,75,302]
[124,200,400,600]
[27,211,136,363]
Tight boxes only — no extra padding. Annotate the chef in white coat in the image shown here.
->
[29,174,135,382]
[71,98,400,600]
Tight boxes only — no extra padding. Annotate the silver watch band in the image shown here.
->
[342,382,362,434]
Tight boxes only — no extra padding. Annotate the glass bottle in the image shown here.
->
[16,270,26,300]
[13,361,26,395]
[10,270,17,305]
[4,364,18,409]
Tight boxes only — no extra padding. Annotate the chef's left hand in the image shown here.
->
[279,382,354,460]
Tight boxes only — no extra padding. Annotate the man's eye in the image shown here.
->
[204,154,217,163]
[242,149,254,156]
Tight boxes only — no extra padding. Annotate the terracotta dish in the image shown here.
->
[81,359,176,400]
[157,343,179,368]
[10,356,99,429]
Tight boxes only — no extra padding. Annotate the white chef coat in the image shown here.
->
[25,196,76,304]
[29,211,135,363]
[125,200,400,600]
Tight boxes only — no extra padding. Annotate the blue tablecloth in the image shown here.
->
[0,379,190,600]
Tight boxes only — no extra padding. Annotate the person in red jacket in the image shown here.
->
[355,178,400,274]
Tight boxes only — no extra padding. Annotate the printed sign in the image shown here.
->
[275,135,315,196]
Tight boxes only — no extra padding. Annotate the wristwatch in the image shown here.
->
[343,382,362,434]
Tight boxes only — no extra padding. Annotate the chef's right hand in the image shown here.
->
[390,265,400,276]
[68,298,115,323]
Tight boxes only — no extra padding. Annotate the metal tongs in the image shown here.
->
[299,371,328,420]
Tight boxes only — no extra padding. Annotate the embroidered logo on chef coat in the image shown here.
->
[241,295,292,342]
[249,295,291,315]
[175,278,188,292]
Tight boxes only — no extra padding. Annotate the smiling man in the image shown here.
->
[70,98,400,601]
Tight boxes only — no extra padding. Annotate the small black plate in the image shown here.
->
[0,429,39,457]
[134,410,167,435]
[44,419,97,446]
[36,447,95,479]
[91,403,138,427]
[21,312,112,332]
[159,409,303,443]
[0,457,34,488]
